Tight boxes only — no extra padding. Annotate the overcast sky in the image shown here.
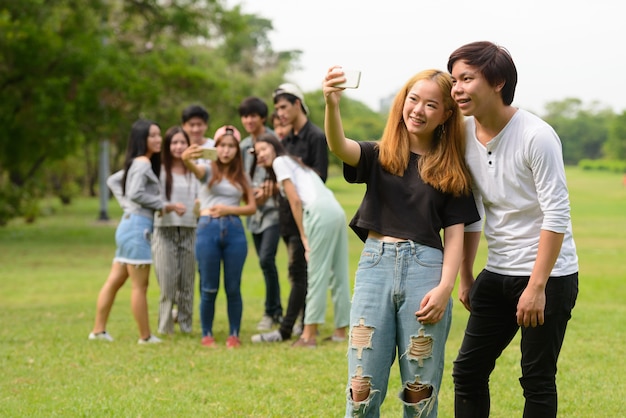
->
[229,0,625,114]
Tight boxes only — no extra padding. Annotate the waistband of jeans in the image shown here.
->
[199,214,240,219]
[122,212,153,222]
[365,237,417,251]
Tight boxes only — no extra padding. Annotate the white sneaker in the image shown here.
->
[292,321,303,336]
[256,315,274,331]
[251,329,283,343]
[138,335,162,344]
[172,308,178,323]
[88,331,114,342]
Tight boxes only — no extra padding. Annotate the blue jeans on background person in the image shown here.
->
[196,215,248,338]
[453,269,578,418]
[252,224,282,320]
[346,239,451,418]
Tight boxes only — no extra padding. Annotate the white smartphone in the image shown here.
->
[335,70,361,89]
[201,147,217,161]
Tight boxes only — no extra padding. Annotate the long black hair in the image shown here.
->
[254,132,308,182]
[122,119,160,195]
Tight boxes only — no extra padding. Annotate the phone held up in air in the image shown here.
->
[334,69,361,89]
[201,147,218,161]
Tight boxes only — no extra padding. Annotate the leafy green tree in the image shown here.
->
[0,0,105,186]
[80,0,297,174]
[0,0,108,222]
[542,98,611,164]
[0,0,296,223]
[0,0,390,225]
[604,111,626,161]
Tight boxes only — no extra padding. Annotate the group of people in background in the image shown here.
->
[88,81,350,350]
[88,40,580,418]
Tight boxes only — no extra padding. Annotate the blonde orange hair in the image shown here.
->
[378,69,472,196]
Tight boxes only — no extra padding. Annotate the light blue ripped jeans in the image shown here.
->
[345,239,452,418]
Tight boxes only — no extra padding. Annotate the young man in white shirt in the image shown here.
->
[448,41,579,418]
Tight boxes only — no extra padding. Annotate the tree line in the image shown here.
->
[0,0,295,223]
[0,1,623,225]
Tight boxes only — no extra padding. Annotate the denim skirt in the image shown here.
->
[114,213,154,265]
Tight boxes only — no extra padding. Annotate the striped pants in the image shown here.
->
[152,226,197,334]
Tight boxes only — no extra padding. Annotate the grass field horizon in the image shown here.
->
[1,167,625,417]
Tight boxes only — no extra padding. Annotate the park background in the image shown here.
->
[1,0,625,224]
[1,168,625,417]
[1,1,626,416]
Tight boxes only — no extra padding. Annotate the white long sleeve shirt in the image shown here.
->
[464,109,578,276]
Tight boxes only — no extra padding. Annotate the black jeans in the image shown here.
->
[278,234,307,339]
[252,224,282,319]
[453,269,578,418]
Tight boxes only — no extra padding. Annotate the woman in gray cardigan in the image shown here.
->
[89,119,172,344]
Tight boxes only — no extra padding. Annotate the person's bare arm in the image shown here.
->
[416,223,464,324]
[181,144,206,180]
[282,179,309,259]
[322,66,361,167]
[458,231,481,311]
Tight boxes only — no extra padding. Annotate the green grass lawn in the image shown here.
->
[0,167,625,417]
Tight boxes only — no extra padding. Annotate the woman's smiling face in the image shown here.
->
[253,141,276,168]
